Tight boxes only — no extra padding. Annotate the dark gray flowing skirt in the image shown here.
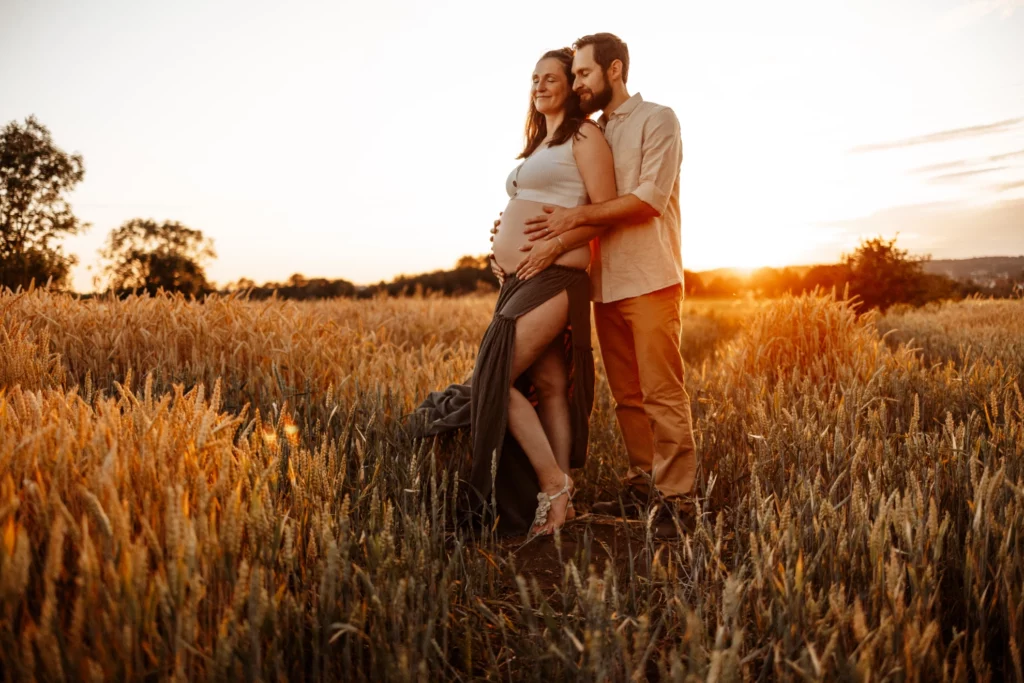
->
[412,265,595,534]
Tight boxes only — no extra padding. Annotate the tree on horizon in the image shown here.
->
[0,116,88,291]
[843,235,929,312]
[99,218,216,297]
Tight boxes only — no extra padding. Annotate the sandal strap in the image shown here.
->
[531,474,573,531]
[552,473,571,498]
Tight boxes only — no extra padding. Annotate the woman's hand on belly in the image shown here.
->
[516,238,590,281]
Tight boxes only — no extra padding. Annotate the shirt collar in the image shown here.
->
[598,92,643,128]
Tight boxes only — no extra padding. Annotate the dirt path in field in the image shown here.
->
[489,513,681,592]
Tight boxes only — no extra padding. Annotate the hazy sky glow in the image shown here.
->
[2,0,1023,291]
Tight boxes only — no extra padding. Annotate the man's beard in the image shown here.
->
[580,79,613,114]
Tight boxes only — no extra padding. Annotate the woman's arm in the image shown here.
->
[575,121,618,204]
[555,121,618,251]
[515,123,617,279]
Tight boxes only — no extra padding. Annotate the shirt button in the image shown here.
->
[512,181,517,187]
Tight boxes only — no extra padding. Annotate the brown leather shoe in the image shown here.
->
[590,489,649,518]
[650,503,696,540]
[651,518,682,540]
[592,500,641,517]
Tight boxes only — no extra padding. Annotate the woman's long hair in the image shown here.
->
[518,48,587,159]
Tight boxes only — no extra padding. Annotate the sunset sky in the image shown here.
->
[2,0,1023,292]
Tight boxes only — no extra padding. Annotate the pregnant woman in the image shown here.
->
[414,47,616,537]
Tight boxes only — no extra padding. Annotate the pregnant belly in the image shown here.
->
[492,198,591,275]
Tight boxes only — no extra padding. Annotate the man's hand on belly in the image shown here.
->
[524,205,581,241]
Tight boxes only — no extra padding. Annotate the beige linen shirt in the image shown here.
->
[591,93,684,303]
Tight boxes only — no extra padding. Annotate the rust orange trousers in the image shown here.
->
[593,283,698,500]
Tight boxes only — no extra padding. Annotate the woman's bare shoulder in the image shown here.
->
[573,120,609,152]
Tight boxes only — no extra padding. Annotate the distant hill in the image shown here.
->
[693,257,1024,283]
[921,256,1024,281]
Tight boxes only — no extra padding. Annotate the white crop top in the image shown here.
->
[505,137,589,208]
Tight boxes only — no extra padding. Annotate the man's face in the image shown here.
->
[572,45,613,115]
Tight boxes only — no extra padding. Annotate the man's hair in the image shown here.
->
[573,33,629,84]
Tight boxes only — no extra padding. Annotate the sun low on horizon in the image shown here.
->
[1,0,1023,292]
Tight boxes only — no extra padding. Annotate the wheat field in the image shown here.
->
[1,287,1022,681]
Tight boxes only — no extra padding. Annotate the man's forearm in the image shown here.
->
[558,192,662,252]
[558,225,606,252]
[575,193,659,228]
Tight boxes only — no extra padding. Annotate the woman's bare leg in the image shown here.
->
[528,339,574,520]
[528,339,572,474]
[502,291,575,534]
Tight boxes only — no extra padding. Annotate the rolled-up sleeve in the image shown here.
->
[630,108,682,216]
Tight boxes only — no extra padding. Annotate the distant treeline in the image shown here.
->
[224,244,1024,312]
[224,256,501,300]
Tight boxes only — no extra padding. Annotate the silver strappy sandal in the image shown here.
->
[530,473,574,535]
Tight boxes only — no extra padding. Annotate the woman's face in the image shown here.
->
[531,58,570,115]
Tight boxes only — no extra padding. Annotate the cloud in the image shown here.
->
[991,148,1024,162]
[911,160,969,174]
[817,198,1024,259]
[909,148,1024,174]
[850,118,1024,153]
[930,166,1010,183]
[994,179,1024,192]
